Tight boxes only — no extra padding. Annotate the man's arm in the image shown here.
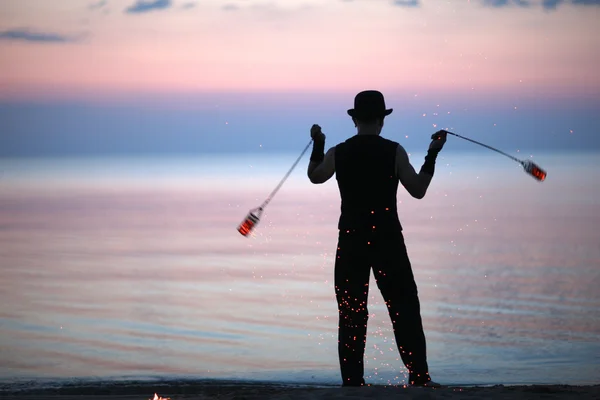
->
[308,147,335,184]
[396,130,447,198]
[395,145,437,199]
[307,124,335,184]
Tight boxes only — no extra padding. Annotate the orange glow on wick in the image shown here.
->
[522,160,547,182]
[530,165,547,181]
[238,212,260,236]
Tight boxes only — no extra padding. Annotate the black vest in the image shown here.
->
[335,135,402,233]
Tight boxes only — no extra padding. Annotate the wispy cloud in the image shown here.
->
[482,0,530,7]
[125,0,172,14]
[542,0,563,8]
[393,0,420,6]
[341,0,420,5]
[482,0,600,9]
[556,0,600,7]
[181,2,197,9]
[0,28,81,44]
[89,0,108,10]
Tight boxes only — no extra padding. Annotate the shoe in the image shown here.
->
[410,380,441,388]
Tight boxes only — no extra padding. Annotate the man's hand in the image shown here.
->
[311,124,326,143]
[308,124,331,179]
[429,130,447,152]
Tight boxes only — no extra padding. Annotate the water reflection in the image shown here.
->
[0,153,599,385]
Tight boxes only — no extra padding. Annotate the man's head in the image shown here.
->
[347,90,393,129]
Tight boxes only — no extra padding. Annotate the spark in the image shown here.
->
[150,394,170,400]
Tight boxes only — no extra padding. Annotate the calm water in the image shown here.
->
[0,151,599,386]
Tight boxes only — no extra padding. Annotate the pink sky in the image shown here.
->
[0,0,599,100]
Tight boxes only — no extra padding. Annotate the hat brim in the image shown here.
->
[347,108,393,118]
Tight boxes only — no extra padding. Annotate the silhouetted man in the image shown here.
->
[307,90,446,388]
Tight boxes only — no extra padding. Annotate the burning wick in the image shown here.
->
[238,207,263,237]
[238,211,260,237]
[521,160,547,182]
[150,394,170,400]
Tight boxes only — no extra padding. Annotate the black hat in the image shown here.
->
[347,90,393,119]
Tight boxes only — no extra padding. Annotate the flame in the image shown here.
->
[150,394,170,400]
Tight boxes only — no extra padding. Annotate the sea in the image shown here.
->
[0,150,599,390]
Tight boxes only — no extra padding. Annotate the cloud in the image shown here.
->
[542,0,564,7]
[0,28,81,43]
[482,0,600,9]
[89,0,108,10]
[341,0,420,5]
[571,0,600,5]
[181,2,197,9]
[482,0,530,7]
[393,0,420,6]
[125,0,172,14]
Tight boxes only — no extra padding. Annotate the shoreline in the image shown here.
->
[1,379,599,400]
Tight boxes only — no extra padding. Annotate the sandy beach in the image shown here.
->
[2,380,599,400]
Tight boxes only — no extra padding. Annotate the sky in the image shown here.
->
[0,0,599,156]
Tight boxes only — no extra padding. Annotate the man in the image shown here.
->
[307,90,446,388]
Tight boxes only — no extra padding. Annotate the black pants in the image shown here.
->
[334,229,430,386]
